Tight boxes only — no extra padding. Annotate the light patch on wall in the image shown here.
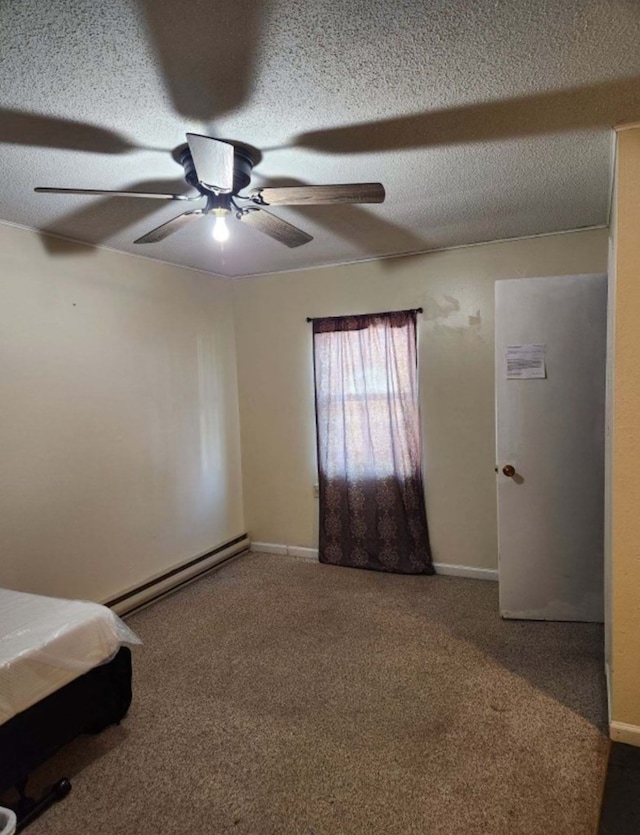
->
[422,294,460,321]
[197,328,229,515]
[420,294,482,332]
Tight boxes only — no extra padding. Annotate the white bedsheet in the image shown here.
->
[0,588,140,725]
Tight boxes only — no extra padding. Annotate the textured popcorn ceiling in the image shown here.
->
[1,0,640,278]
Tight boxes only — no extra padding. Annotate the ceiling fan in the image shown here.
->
[34,133,386,249]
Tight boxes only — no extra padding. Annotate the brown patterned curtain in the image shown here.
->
[313,310,433,575]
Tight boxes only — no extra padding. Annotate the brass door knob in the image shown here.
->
[502,464,516,478]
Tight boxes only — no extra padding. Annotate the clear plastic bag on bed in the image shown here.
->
[0,589,141,724]
[0,807,16,835]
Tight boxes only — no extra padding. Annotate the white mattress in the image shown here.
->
[0,588,140,725]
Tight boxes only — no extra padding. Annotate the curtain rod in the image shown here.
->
[306,307,423,323]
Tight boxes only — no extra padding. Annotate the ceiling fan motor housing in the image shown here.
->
[178,143,256,197]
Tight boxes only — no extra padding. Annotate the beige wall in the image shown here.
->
[605,179,616,691]
[610,126,640,742]
[0,223,245,602]
[233,228,608,568]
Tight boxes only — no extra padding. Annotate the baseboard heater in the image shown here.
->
[104,533,250,616]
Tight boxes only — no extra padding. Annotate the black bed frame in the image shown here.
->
[0,647,132,830]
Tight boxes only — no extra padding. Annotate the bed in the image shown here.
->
[0,589,140,828]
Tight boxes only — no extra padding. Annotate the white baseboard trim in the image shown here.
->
[250,542,498,579]
[610,720,640,747]
[250,542,288,556]
[250,542,317,560]
[433,562,498,582]
[106,534,250,616]
[287,546,319,560]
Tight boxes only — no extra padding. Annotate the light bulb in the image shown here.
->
[212,212,229,243]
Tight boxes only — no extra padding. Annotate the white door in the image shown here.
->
[495,274,607,621]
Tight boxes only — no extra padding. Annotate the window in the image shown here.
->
[312,310,432,574]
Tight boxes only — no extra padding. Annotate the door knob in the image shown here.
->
[502,464,516,478]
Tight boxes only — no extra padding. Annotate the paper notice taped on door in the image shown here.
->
[506,344,546,379]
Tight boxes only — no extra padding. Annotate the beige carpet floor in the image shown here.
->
[20,553,607,834]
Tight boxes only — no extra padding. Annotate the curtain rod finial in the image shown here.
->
[306,317,313,322]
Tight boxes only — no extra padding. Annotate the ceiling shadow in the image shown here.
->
[39,178,197,254]
[286,76,640,154]
[138,0,264,121]
[250,176,431,256]
[0,109,155,154]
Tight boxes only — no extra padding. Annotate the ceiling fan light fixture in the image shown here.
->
[35,132,385,250]
[211,207,230,243]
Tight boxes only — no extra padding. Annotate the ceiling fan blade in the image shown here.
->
[35,187,200,201]
[38,179,198,250]
[134,209,205,244]
[249,183,385,206]
[238,208,313,248]
[186,134,234,193]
